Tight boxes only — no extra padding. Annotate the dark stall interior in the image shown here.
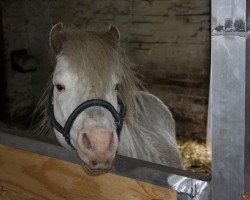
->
[0,0,211,174]
[0,5,6,120]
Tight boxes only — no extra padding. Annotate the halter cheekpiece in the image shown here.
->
[47,86,126,148]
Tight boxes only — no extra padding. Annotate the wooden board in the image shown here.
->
[0,144,176,200]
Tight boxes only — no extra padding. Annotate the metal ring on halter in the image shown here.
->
[47,86,127,148]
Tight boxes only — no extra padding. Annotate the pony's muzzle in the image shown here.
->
[77,127,118,175]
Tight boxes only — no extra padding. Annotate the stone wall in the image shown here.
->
[1,0,210,139]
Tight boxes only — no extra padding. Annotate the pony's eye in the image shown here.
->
[115,84,120,91]
[55,84,65,91]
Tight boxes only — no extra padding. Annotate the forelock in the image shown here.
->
[62,31,119,94]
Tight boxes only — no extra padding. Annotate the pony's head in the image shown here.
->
[47,22,140,175]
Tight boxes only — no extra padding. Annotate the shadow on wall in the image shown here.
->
[0,4,7,120]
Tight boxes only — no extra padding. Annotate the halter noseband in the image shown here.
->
[47,86,126,148]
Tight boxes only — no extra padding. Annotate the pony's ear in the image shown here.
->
[49,22,65,54]
[105,24,120,48]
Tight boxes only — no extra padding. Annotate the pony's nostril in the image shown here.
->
[91,160,97,166]
[109,131,115,150]
[82,133,92,150]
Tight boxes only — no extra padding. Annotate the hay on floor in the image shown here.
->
[177,136,211,175]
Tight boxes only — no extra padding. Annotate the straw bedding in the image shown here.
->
[177,136,211,175]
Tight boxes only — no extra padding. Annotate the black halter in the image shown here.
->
[47,86,126,148]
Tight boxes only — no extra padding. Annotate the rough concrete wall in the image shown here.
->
[2,1,52,119]
[0,4,7,119]
[2,0,210,139]
[127,1,210,140]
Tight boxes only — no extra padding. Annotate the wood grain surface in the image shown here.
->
[0,144,176,200]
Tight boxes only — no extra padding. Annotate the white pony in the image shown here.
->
[43,22,183,175]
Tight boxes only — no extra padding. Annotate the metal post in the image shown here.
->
[211,0,250,199]
[245,0,250,197]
